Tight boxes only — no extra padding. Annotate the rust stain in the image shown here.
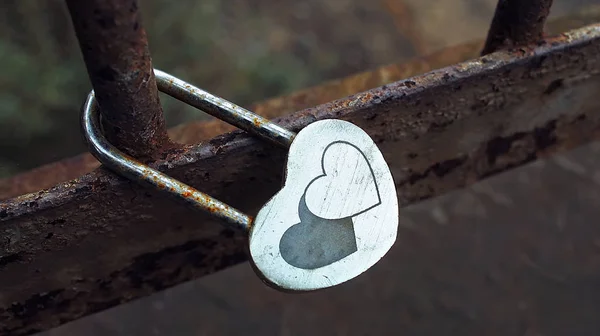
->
[251,116,266,128]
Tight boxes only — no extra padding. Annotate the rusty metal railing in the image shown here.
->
[482,0,554,55]
[1,0,600,335]
[65,0,174,160]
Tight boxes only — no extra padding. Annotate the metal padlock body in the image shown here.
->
[250,120,398,291]
[82,70,399,292]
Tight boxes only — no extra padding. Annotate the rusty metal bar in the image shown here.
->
[1,23,600,335]
[482,0,554,55]
[3,8,599,202]
[0,42,483,202]
[65,0,172,159]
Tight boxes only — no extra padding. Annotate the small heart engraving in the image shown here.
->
[305,141,381,220]
[279,195,358,269]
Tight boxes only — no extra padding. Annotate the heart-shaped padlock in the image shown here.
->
[81,70,399,292]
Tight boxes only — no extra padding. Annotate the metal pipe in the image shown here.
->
[66,0,172,159]
[482,0,554,55]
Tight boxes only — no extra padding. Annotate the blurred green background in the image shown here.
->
[0,0,595,179]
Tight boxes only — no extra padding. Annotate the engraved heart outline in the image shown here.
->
[304,140,382,220]
[248,119,399,292]
[278,141,381,269]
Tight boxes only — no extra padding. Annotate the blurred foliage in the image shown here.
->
[140,0,320,126]
[0,0,89,177]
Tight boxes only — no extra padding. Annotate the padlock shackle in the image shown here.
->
[81,91,252,231]
[154,69,296,148]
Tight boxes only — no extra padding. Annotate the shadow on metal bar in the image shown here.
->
[1,23,600,335]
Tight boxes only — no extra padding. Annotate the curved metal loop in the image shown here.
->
[154,69,296,148]
[81,69,297,231]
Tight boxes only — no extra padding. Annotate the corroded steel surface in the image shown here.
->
[482,0,554,55]
[1,24,600,335]
[66,0,173,159]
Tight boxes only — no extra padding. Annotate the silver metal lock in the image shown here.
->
[81,70,399,292]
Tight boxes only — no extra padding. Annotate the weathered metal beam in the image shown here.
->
[3,7,598,201]
[0,42,483,202]
[65,0,172,159]
[1,23,600,335]
[482,0,554,55]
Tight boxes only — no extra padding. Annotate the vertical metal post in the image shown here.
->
[482,0,554,55]
[66,0,173,159]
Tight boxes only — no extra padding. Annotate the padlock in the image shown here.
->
[81,69,399,292]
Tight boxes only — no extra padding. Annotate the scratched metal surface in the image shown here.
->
[40,140,600,336]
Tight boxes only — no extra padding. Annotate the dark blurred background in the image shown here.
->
[0,0,596,178]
